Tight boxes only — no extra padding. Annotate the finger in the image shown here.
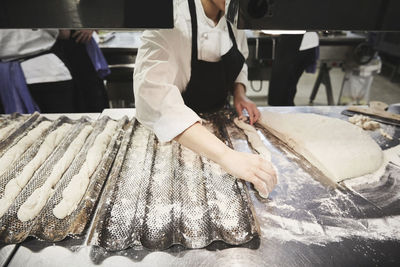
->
[84,34,91,43]
[82,34,88,43]
[241,172,269,198]
[86,32,93,41]
[254,107,261,123]
[260,159,276,177]
[255,167,274,183]
[75,34,83,43]
[246,106,255,125]
[255,170,276,192]
[235,104,243,118]
[71,31,79,38]
[257,157,277,186]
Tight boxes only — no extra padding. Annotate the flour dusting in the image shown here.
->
[254,139,400,246]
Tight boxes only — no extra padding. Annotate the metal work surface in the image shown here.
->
[99,32,143,54]
[0,245,16,267]
[5,107,400,266]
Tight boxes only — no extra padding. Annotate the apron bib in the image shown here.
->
[182,0,245,113]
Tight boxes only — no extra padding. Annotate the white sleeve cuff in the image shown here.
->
[153,106,202,142]
[235,70,249,91]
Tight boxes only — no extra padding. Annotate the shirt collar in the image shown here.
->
[195,0,225,29]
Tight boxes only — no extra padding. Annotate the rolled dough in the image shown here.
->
[0,121,20,141]
[53,120,118,219]
[18,125,93,222]
[0,123,71,217]
[0,121,52,177]
[258,111,383,182]
[233,118,271,161]
[233,118,277,198]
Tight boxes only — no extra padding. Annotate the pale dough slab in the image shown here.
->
[53,120,118,219]
[259,111,384,182]
[18,125,93,222]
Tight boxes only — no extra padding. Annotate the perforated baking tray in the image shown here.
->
[89,114,259,251]
[0,115,127,243]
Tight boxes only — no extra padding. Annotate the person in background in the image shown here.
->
[268,32,319,106]
[134,0,277,197]
[0,29,110,113]
[56,30,110,112]
[0,29,75,113]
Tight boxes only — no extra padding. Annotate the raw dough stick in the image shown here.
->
[0,121,52,177]
[259,111,384,182]
[53,120,118,219]
[18,125,93,222]
[0,121,20,141]
[233,118,271,161]
[234,117,276,198]
[0,123,71,217]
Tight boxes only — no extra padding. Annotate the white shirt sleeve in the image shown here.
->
[0,29,72,84]
[233,28,249,90]
[299,32,319,51]
[0,29,59,61]
[134,29,201,142]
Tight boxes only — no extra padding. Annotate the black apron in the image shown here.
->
[182,0,245,113]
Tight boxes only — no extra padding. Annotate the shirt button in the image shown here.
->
[202,33,208,39]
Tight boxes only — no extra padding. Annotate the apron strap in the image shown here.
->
[188,0,198,64]
[188,0,239,63]
[226,21,238,48]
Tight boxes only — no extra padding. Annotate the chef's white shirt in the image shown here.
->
[134,0,249,142]
[0,29,72,84]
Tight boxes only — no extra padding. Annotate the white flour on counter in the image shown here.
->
[259,213,400,246]
[344,144,400,187]
[255,140,400,246]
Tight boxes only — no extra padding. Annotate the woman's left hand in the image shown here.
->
[72,30,94,43]
[233,83,260,125]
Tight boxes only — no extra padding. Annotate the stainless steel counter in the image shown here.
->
[4,107,400,266]
[0,245,16,267]
[98,31,143,54]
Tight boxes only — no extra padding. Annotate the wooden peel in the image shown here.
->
[343,101,400,126]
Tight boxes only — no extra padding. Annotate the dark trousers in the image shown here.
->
[53,38,109,113]
[268,35,316,106]
[29,80,76,113]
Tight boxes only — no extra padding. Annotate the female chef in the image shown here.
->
[134,0,277,196]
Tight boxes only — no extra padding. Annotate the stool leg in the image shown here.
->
[323,67,334,105]
[309,64,325,105]
[337,73,347,105]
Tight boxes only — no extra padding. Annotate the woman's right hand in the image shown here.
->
[218,149,277,197]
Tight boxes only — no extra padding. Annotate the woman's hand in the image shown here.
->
[219,148,277,197]
[58,30,71,40]
[176,123,277,198]
[72,30,94,43]
[233,83,260,125]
